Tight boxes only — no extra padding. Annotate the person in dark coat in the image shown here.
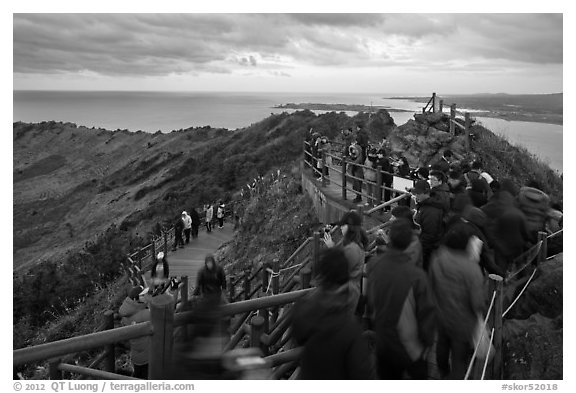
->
[433,149,453,175]
[376,148,394,207]
[194,254,227,299]
[429,170,450,215]
[467,178,489,208]
[190,208,201,239]
[173,214,185,251]
[412,180,445,271]
[447,168,467,209]
[291,248,376,379]
[366,219,436,379]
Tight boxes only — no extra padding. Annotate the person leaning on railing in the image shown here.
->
[348,142,365,203]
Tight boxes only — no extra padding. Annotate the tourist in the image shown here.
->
[412,180,444,271]
[323,210,367,315]
[182,211,192,244]
[348,142,365,203]
[429,170,450,215]
[205,203,214,233]
[151,252,170,293]
[366,218,436,379]
[376,148,394,208]
[190,207,201,239]
[291,247,376,379]
[363,147,378,206]
[389,205,423,268]
[173,214,185,251]
[216,201,225,229]
[119,285,151,379]
[517,180,551,243]
[428,223,486,379]
[447,168,467,208]
[434,149,453,175]
[194,254,227,301]
[316,136,332,182]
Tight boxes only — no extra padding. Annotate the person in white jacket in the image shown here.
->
[205,204,214,233]
[182,211,192,244]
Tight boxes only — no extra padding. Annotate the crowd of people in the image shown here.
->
[117,129,562,380]
[306,126,412,207]
[292,142,563,379]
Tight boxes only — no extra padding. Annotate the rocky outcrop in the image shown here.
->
[502,256,563,379]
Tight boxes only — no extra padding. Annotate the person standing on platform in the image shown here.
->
[182,211,192,244]
[190,207,200,239]
[173,213,185,251]
[216,201,226,229]
[205,203,214,233]
[412,180,444,271]
[119,285,151,379]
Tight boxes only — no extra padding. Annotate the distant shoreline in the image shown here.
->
[387,96,563,126]
[273,103,413,113]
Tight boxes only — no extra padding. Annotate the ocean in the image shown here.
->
[13,90,563,172]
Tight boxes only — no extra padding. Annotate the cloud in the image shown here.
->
[13,13,562,80]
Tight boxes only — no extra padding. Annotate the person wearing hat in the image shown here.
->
[119,285,152,379]
[324,210,369,315]
[366,218,436,379]
[182,211,192,244]
[412,180,444,271]
[291,248,376,379]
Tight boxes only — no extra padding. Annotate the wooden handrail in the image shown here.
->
[365,193,411,215]
[14,323,152,366]
[281,237,312,270]
[58,363,140,380]
[264,347,303,367]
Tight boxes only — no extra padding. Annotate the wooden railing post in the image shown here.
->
[432,92,437,112]
[320,150,326,187]
[149,294,175,380]
[312,231,321,280]
[538,231,548,264]
[300,268,312,289]
[180,276,189,339]
[243,269,252,301]
[163,231,168,255]
[229,274,236,302]
[250,315,266,355]
[439,99,444,113]
[341,157,347,200]
[271,259,280,324]
[151,240,156,264]
[49,358,62,379]
[490,274,504,379]
[103,310,115,373]
[376,165,383,210]
[450,104,456,135]
[465,112,471,152]
[138,248,144,271]
[262,263,270,294]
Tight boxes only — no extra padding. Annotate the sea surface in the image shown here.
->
[13,91,563,172]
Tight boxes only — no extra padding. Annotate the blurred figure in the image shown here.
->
[172,213,185,251]
[428,223,485,379]
[151,252,170,293]
[447,168,467,208]
[467,178,490,208]
[412,180,444,271]
[291,248,376,379]
[367,218,436,380]
[194,254,227,301]
[389,205,423,268]
[189,207,201,239]
[434,149,453,175]
[517,181,550,243]
[119,285,151,379]
[323,211,367,315]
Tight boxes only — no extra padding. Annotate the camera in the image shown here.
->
[324,224,333,233]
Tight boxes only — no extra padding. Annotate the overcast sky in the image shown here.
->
[13,13,563,94]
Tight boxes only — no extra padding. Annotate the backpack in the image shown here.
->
[217,206,224,219]
[517,187,550,233]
